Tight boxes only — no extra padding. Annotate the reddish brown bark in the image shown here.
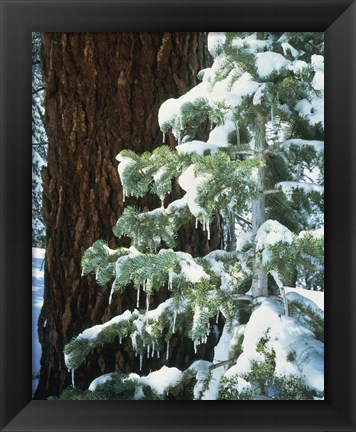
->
[35,32,219,399]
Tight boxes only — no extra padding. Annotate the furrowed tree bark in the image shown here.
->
[35,32,219,399]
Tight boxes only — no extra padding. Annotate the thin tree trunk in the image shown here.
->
[250,113,268,297]
[35,32,216,399]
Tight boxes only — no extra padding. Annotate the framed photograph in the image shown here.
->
[1,0,355,431]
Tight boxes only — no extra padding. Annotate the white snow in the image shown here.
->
[202,325,234,400]
[253,83,266,106]
[284,287,324,312]
[281,42,299,59]
[299,227,324,240]
[176,140,227,156]
[207,32,226,55]
[178,164,210,220]
[128,366,183,397]
[146,298,174,321]
[276,181,324,197]
[295,97,324,127]
[289,60,308,74]
[88,373,114,391]
[224,298,324,394]
[207,120,236,147]
[145,366,183,395]
[311,54,324,72]
[282,139,324,154]
[176,251,210,283]
[75,310,132,342]
[32,247,45,396]
[255,52,290,79]
[312,71,324,91]
[229,73,260,105]
[158,82,210,130]
[231,33,272,53]
[116,153,136,199]
[255,220,293,265]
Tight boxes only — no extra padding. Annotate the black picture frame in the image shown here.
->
[1,1,355,431]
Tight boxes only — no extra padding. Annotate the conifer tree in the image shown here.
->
[32,32,47,247]
[62,32,324,400]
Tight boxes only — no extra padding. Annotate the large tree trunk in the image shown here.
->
[35,32,218,399]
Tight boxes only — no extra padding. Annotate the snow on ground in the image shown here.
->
[32,247,45,396]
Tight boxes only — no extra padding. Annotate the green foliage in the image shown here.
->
[267,231,324,289]
[228,331,245,360]
[219,376,256,400]
[113,204,191,252]
[81,240,127,285]
[271,375,315,400]
[49,374,158,400]
[289,301,324,342]
[64,313,134,370]
[194,152,260,219]
[71,32,324,400]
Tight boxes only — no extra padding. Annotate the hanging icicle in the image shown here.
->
[108,287,114,305]
[193,340,197,354]
[166,339,170,361]
[216,308,220,324]
[168,271,174,291]
[172,311,177,334]
[146,294,150,313]
[195,217,198,229]
[139,354,143,371]
[119,336,122,344]
[147,346,150,359]
[207,222,211,241]
[71,369,75,389]
[136,287,140,308]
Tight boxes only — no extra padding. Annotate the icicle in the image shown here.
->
[177,129,181,145]
[216,308,220,324]
[108,287,114,305]
[166,339,170,361]
[142,279,146,292]
[146,294,150,313]
[136,287,140,308]
[172,311,177,334]
[152,342,155,358]
[71,369,75,389]
[161,198,164,209]
[207,222,211,240]
[67,368,70,373]
[147,346,150,358]
[193,340,197,354]
[119,336,122,344]
[122,188,126,203]
[195,217,198,229]
[139,354,143,370]
[157,350,160,359]
[168,271,173,291]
